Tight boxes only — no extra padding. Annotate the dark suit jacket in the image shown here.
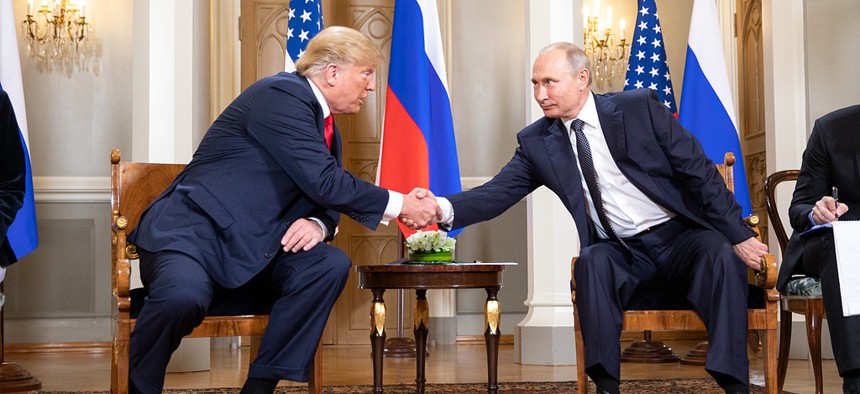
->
[447,89,754,248]
[777,104,860,290]
[0,89,26,267]
[130,72,389,288]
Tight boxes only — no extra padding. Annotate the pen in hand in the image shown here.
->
[833,186,840,220]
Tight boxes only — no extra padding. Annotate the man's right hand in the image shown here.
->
[812,196,849,225]
[399,188,441,229]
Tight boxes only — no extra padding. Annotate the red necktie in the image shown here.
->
[324,115,334,150]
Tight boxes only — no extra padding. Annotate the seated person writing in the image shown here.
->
[777,104,858,393]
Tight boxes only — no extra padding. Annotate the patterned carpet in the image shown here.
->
[42,378,786,393]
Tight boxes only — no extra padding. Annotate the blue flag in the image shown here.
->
[1,0,39,260]
[679,0,752,215]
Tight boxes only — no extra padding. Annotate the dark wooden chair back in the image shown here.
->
[763,169,824,394]
[570,153,778,394]
[109,149,321,394]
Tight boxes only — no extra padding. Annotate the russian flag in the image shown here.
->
[679,0,752,216]
[378,0,461,236]
[1,0,39,262]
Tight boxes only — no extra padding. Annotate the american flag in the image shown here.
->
[624,0,677,115]
[285,0,324,71]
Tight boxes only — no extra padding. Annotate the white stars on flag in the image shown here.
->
[624,0,677,114]
[286,0,323,69]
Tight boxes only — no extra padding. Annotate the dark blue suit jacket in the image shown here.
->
[0,89,26,267]
[130,72,389,288]
[777,104,860,290]
[447,89,754,248]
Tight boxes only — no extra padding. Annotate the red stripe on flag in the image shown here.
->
[378,87,437,234]
[379,88,430,192]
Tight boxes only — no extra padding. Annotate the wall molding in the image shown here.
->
[30,176,490,204]
[461,176,490,190]
[33,176,111,203]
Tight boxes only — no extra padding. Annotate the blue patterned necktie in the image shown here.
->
[571,119,630,255]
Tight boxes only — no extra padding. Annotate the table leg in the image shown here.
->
[370,289,387,393]
[484,287,501,394]
[414,289,429,393]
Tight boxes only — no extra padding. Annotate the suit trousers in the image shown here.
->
[129,244,351,394]
[798,230,860,376]
[573,218,750,385]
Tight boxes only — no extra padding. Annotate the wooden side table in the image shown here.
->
[356,262,507,394]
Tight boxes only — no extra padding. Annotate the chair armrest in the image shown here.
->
[750,252,777,290]
[570,257,578,303]
[112,216,133,314]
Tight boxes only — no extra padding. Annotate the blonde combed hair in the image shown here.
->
[296,26,383,78]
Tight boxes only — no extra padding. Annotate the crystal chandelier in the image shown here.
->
[583,4,629,92]
[20,0,95,72]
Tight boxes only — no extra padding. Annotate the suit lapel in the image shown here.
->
[332,122,343,166]
[853,119,860,183]
[594,95,629,163]
[296,72,340,163]
[543,119,593,244]
[593,94,677,212]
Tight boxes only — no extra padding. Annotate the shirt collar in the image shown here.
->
[307,78,331,118]
[562,92,598,133]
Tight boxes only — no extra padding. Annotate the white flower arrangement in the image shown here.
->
[405,230,456,253]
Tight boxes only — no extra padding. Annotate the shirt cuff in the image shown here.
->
[437,197,454,230]
[381,190,403,226]
[306,217,328,239]
[808,210,817,226]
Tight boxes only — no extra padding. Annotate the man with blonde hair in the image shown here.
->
[128,26,439,394]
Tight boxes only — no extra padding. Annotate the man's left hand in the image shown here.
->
[732,237,768,271]
[281,218,325,253]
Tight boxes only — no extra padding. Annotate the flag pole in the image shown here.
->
[0,283,41,391]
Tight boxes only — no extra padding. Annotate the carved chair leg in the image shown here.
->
[574,312,588,394]
[806,300,824,394]
[777,309,792,391]
[309,341,322,394]
[760,328,778,394]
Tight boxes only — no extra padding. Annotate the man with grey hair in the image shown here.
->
[128,26,440,394]
[427,42,768,394]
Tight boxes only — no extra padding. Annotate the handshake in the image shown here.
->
[399,187,443,230]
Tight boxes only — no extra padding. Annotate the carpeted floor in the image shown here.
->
[41,378,788,393]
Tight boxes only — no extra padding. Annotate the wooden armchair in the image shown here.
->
[570,153,778,394]
[110,149,321,394]
[764,169,825,394]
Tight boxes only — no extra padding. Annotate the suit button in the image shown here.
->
[264,252,273,258]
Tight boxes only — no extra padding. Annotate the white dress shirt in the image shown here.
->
[437,92,674,238]
[565,92,673,238]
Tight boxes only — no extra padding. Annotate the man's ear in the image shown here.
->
[578,68,590,90]
[324,63,339,86]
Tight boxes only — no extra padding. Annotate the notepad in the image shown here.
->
[833,220,860,316]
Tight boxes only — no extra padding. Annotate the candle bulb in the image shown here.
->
[606,7,613,33]
[583,6,589,28]
[27,0,32,15]
[620,18,626,38]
